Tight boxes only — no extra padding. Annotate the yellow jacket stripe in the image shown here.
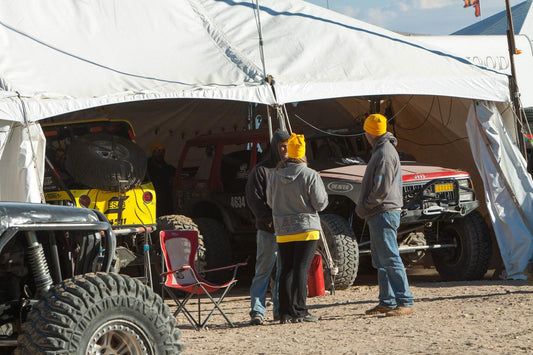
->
[276,230,320,243]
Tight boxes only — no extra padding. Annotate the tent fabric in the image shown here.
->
[0,120,45,203]
[446,0,533,108]
[411,35,533,109]
[466,102,533,279]
[0,0,510,124]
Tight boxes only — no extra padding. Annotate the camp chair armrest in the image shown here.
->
[203,261,248,274]
[202,264,239,273]
[162,265,191,276]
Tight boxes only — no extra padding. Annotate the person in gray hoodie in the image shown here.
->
[356,114,414,317]
[267,133,328,324]
[246,129,290,325]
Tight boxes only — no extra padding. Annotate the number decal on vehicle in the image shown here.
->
[108,218,127,225]
[230,196,246,209]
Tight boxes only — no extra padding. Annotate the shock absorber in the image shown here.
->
[25,231,53,296]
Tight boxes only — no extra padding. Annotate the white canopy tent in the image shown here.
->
[412,0,533,109]
[411,35,533,109]
[0,0,531,278]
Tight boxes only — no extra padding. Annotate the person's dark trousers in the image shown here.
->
[278,239,318,318]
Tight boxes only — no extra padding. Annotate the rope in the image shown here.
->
[252,0,268,80]
[282,104,292,133]
[293,114,364,137]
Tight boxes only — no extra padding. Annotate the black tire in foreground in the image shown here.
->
[319,214,359,290]
[15,273,184,355]
[193,217,233,283]
[431,210,492,281]
[65,133,147,191]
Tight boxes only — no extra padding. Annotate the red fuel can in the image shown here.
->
[307,253,325,297]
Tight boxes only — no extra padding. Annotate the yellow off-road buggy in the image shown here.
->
[41,119,158,281]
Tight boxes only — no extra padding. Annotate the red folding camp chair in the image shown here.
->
[160,229,246,330]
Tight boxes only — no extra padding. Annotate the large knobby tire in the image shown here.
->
[431,210,492,281]
[65,133,147,191]
[15,273,184,355]
[193,217,233,283]
[319,214,359,290]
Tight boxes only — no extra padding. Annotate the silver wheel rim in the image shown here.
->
[87,319,153,355]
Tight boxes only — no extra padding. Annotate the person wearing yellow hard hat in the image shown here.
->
[356,114,415,317]
[266,132,328,324]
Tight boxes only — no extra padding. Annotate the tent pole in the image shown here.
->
[505,0,526,157]
[267,105,273,140]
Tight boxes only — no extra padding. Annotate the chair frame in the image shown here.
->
[160,229,246,330]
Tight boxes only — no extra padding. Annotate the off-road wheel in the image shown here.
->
[431,210,492,280]
[15,273,184,355]
[319,214,359,290]
[65,133,147,191]
[193,217,233,283]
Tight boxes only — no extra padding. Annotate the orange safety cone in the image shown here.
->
[307,253,325,297]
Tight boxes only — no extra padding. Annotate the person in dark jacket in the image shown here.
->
[356,114,414,317]
[246,129,290,325]
[147,142,175,217]
[267,133,328,324]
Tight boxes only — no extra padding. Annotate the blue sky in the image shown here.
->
[305,0,523,35]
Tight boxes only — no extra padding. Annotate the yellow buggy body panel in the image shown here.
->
[44,181,156,227]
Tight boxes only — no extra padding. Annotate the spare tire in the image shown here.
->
[65,133,147,191]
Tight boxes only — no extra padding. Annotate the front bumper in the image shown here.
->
[401,200,479,225]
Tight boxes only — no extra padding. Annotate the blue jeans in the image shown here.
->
[250,229,280,319]
[367,210,414,308]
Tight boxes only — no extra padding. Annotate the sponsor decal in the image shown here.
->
[104,196,129,214]
[108,218,127,225]
[465,55,509,72]
[46,192,62,199]
[413,174,426,179]
[327,181,353,192]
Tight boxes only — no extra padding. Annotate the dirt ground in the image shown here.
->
[172,267,533,355]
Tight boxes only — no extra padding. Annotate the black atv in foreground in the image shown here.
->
[0,202,184,354]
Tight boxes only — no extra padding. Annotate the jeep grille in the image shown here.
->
[403,184,456,201]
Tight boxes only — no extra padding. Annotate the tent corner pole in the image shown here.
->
[505,0,527,157]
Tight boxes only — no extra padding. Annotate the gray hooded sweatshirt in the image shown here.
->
[355,132,403,219]
[266,162,328,236]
